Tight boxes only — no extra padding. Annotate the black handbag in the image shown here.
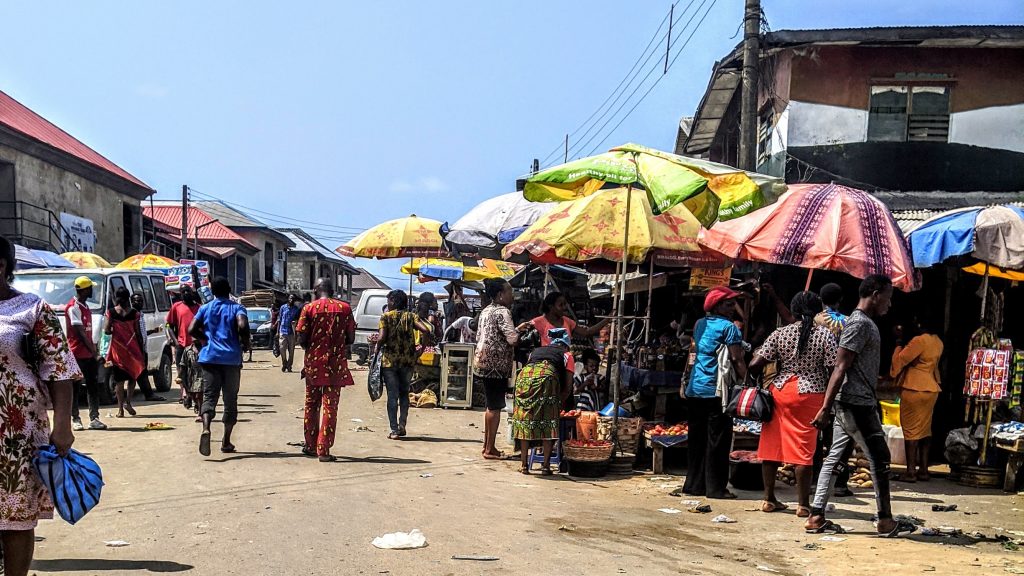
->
[726,375,774,422]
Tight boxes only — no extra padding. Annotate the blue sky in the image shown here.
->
[2,1,1021,286]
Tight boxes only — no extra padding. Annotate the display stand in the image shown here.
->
[440,343,474,409]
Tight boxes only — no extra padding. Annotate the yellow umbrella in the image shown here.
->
[503,187,702,265]
[400,258,520,282]
[963,262,1024,281]
[337,215,446,259]
[61,252,112,268]
[116,254,178,270]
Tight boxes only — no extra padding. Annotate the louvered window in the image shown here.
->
[868,85,950,143]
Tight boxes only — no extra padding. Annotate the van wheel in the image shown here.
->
[155,351,173,392]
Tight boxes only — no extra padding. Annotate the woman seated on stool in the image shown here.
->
[512,328,573,475]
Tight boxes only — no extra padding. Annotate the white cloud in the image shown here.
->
[388,177,448,194]
[135,83,168,99]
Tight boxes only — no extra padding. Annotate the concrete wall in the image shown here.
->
[237,229,288,289]
[0,143,141,260]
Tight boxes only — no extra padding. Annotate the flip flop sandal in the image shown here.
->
[761,501,789,512]
[805,520,846,534]
[318,455,337,462]
[301,447,317,457]
[540,468,554,476]
[518,467,530,475]
[880,519,917,538]
[221,444,236,453]
[796,507,811,518]
[125,405,137,416]
[199,431,212,457]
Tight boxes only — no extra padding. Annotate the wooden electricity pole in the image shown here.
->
[181,184,189,259]
[738,0,761,171]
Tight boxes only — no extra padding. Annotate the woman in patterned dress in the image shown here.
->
[0,236,79,576]
[749,291,838,517]
[511,328,573,475]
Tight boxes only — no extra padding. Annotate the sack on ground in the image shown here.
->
[368,350,384,401]
[33,445,104,525]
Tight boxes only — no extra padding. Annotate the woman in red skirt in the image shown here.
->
[749,291,838,517]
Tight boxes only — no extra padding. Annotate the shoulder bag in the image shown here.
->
[726,372,774,422]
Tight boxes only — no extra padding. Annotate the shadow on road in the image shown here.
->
[32,558,193,572]
[401,436,477,444]
[214,451,309,462]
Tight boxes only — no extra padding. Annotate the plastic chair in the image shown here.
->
[527,419,574,470]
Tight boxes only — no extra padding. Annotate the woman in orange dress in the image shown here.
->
[891,318,943,482]
[750,292,838,517]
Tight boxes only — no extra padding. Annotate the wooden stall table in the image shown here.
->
[996,438,1024,492]
[643,429,688,474]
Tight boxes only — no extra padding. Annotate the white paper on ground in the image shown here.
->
[371,529,427,550]
[657,508,682,514]
[104,540,130,547]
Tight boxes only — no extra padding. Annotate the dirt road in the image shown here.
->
[33,351,1024,575]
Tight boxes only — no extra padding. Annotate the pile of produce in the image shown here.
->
[847,448,874,489]
[566,439,612,448]
[777,464,797,486]
[729,450,761,464]
[644,423,688,437]
[559,409,581,418]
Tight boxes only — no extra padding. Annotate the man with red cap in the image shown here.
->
[682,285,747,499]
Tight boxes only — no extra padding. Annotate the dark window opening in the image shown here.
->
[264,242,274,281]
[868,85,950,143]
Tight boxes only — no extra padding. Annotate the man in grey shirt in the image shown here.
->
[805,275,916,538]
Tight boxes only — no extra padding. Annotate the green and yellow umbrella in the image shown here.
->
[520,142,786,225]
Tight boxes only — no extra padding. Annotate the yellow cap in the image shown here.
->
[74,276,96,290]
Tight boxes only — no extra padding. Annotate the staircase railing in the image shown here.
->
[0,201,82,253]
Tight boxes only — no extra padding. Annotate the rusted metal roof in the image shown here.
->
[0,89,152,191]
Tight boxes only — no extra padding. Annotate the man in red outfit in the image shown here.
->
[296,278,356,462]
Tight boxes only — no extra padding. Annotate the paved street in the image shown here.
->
[33,350,1024,576]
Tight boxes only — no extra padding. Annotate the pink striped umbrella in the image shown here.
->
[699,183,919,291]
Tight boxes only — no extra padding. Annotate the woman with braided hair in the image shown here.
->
[750,291,838,517]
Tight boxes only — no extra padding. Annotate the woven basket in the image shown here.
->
[562,441,614,463]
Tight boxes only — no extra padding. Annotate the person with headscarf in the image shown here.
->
[511,327,573,475]
[750,291,838,517]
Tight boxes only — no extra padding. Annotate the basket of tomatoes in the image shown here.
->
[643,422,689,447]
[562,439,614,463]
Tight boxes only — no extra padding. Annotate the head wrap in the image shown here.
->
[548,327,571,348]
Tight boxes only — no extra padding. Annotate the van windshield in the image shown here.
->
[248,309,271,324]
[13,272,105,311]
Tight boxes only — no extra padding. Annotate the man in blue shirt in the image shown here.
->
[189,277,250,457]
[277,293,301,373]
[683,285,747,499]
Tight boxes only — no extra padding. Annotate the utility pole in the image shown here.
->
[564,134,569,164]
[181,184,189,259]
[738,0,761,171]
[664,3,674,74]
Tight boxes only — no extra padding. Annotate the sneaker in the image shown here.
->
[72,419,85,431]
[89,419,108,430]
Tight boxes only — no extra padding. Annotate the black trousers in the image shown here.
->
[683,396,733,498]
[72,357,101,422]
[200,363,241,426]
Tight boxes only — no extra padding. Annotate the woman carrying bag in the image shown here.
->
[0,236,79,576]
[749,291,838,517]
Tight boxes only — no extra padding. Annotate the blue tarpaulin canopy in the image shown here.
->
[908,205,1024,270]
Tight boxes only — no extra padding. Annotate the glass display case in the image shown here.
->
[440,343,475,409]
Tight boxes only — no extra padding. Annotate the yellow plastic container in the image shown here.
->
[880,400,901,427]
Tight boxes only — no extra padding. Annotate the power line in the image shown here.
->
[555,0,704,166]
[581,0,719,158]
[183,187,370,235]
[536,3,677,168]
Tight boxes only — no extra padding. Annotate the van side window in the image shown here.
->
[150,277,170,311]
[109,277,127,309]
[129,276,156,313]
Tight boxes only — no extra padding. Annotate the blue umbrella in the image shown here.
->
[908,205,1024,270]
[32,249,76,269]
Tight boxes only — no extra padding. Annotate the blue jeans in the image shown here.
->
[382,366,413,433]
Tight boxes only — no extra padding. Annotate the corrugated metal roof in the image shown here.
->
[893,201,1024,234]
[0,90,152,191]
[279,228,358,274]
[351,268,389,290]
[143,205,257,248]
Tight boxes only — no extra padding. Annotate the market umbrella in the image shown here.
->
[503,187,705,265]
[14,244,48,269]
[441,192,556,258]
[521,142,786,223]
[400,257,520,282]
[698,183,919,292]
[337,214,447,294]
[62,251,112,268]
[116,254,178,271]
[32,250,76,269]
[907,205,1024,271]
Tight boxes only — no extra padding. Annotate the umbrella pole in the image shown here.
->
[409,257,414,297]
[644,257,654,343]
[980,263,990,322]
[804,268,814,291]
[610,184,634,452]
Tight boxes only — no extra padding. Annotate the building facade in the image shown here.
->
[191,201,295,292]
[0,90,154,259]
[280,228,359,300]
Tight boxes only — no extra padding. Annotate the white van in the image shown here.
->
[13,268,174,403]
[350,289,447,365]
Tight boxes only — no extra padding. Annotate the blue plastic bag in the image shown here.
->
[33,445,104,525]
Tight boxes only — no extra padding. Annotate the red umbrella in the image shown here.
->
[699,183,918,291]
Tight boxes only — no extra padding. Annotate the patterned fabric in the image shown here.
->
[378,310,419,369]
[511,361,562,441]
[0,292,83,530]
[296,298,355,387]
[304,384,342,456]
[474,304,517,378]
[574,371,605,412]
[814,307,848,341]
[755,323,838,394]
